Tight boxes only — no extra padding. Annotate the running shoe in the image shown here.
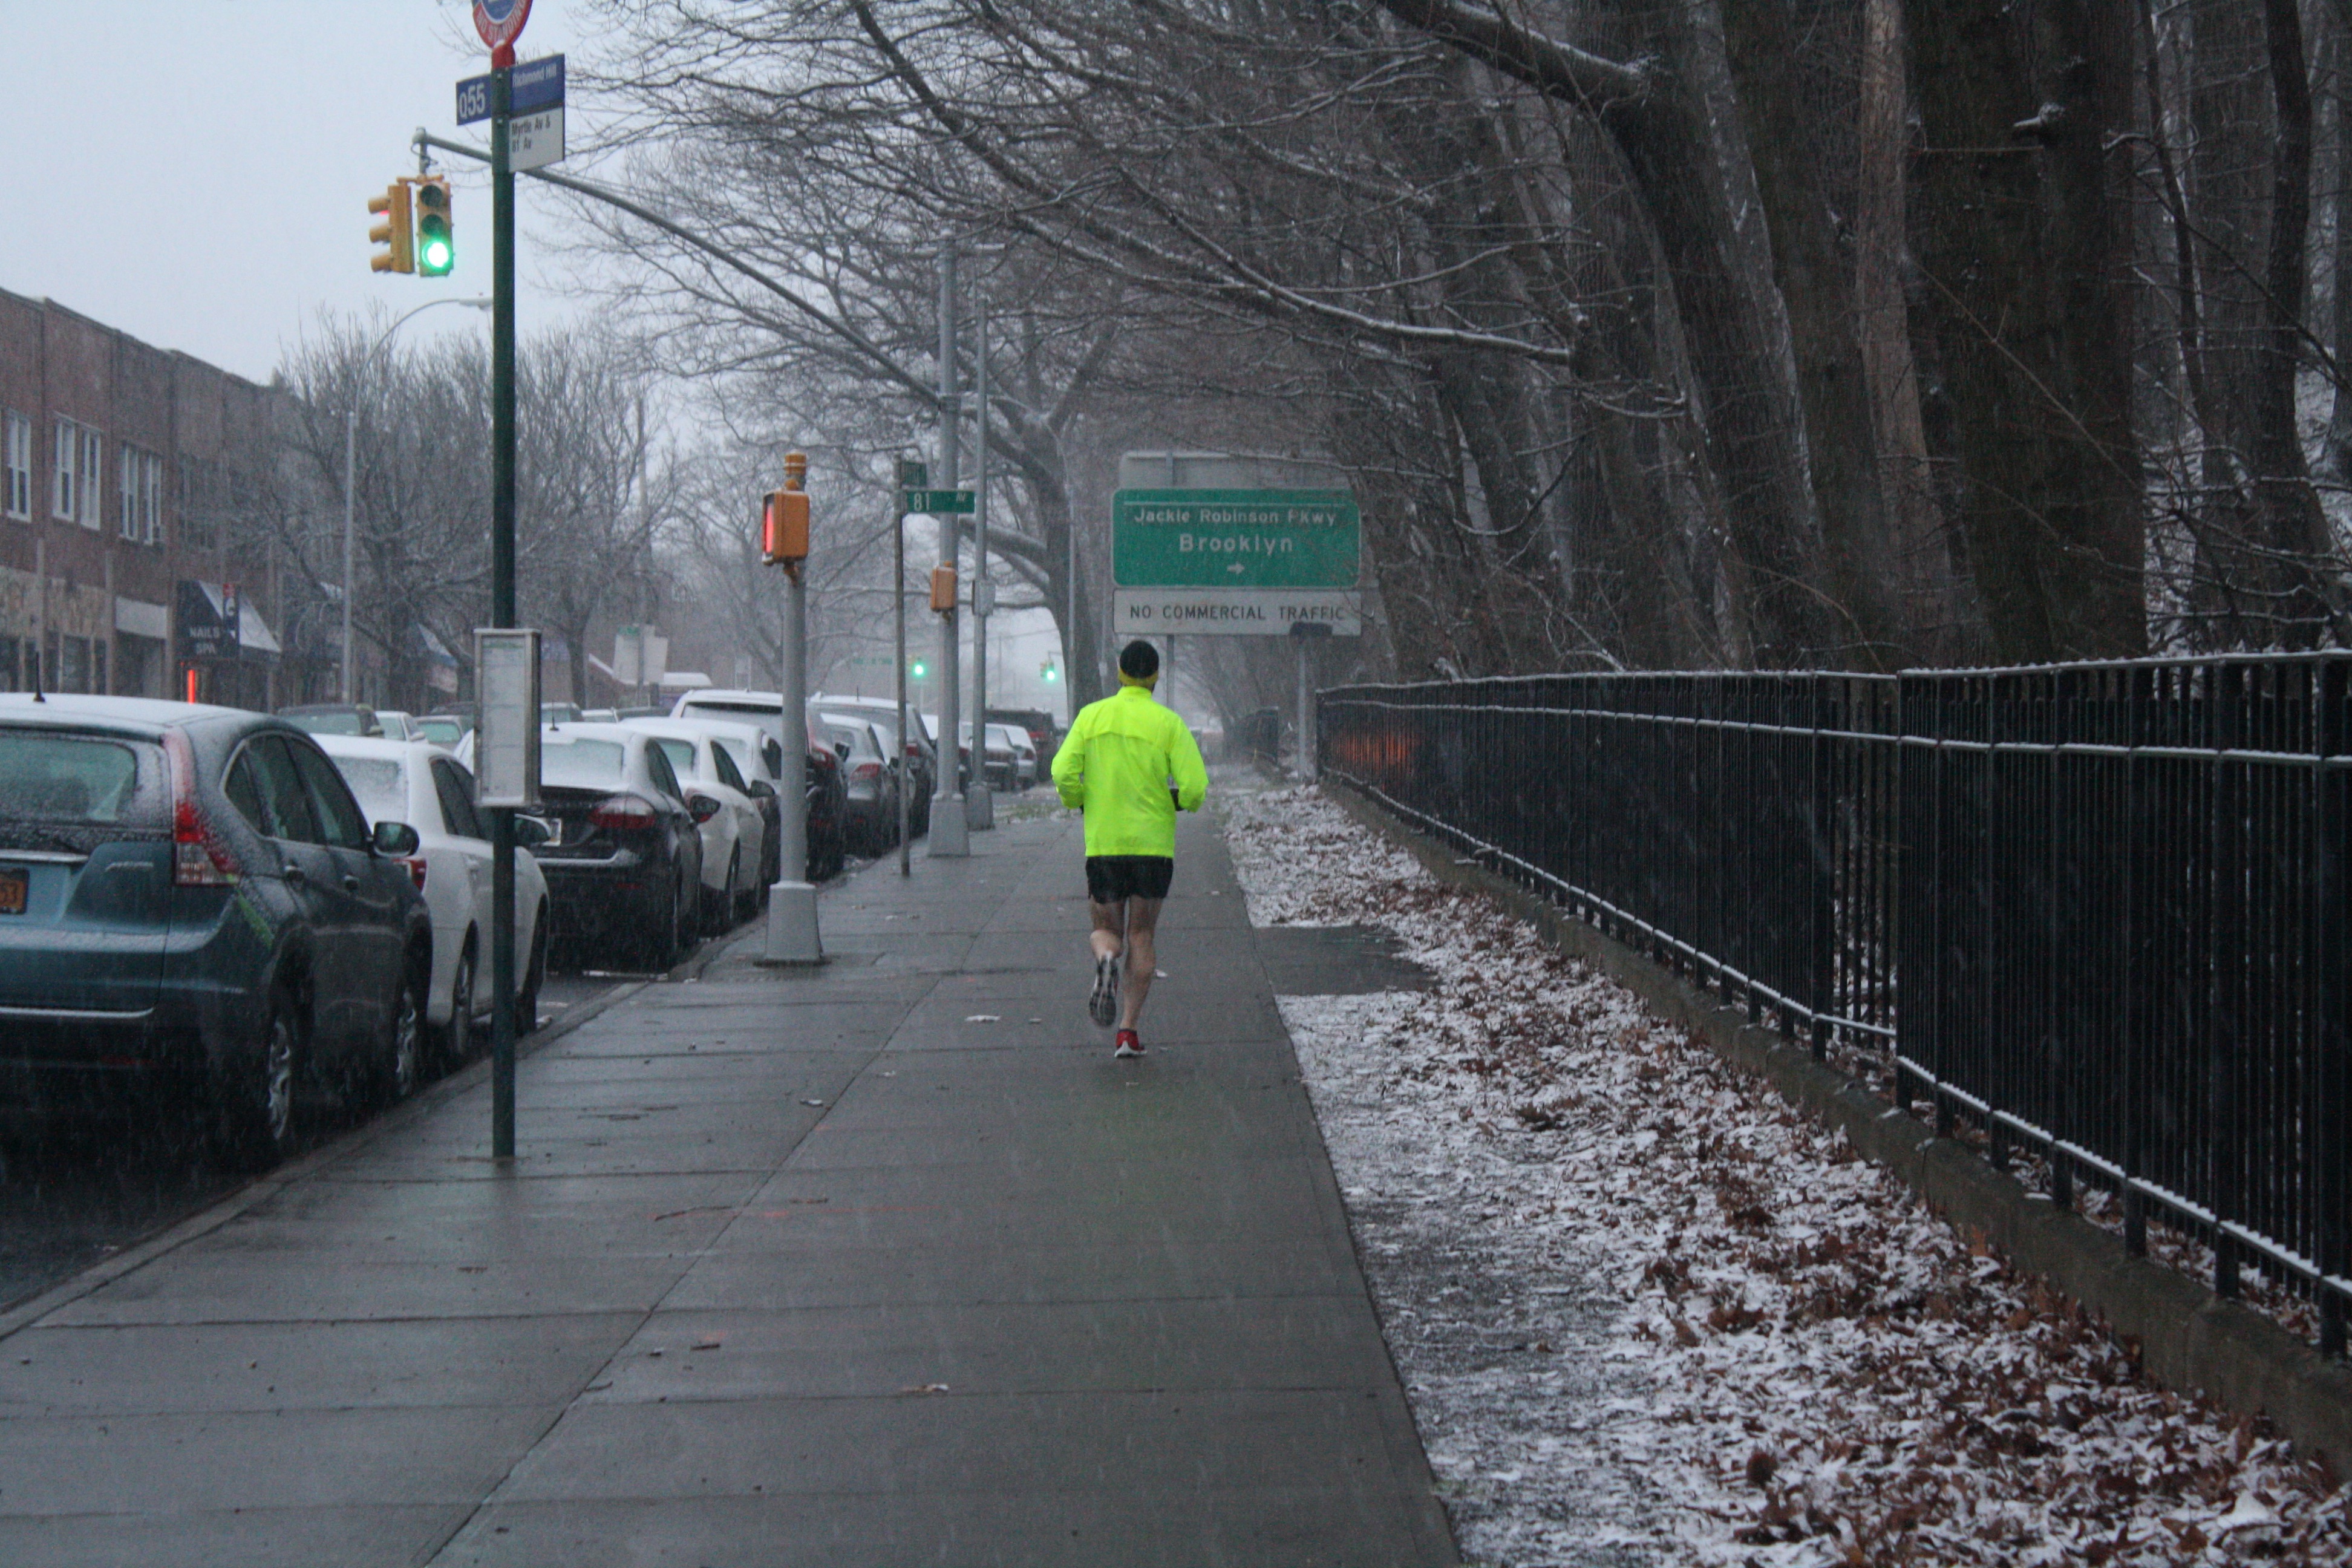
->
[1088,950,1122,1028]
[1114,1029,1145,1058]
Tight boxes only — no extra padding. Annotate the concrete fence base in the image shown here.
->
[1323,777,2352,1485]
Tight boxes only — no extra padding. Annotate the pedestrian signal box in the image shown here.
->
[368,181,415,274]
[930,564,958,614]
[762,489,809,566]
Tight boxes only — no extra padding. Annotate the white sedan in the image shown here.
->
[316,735,550,1061]
[622,718,768,931]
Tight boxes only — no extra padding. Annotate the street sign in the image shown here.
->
[903,488,975,514]
[1115,588,1362,638]
[458,53,563,125]
[1112,488,1359,590]
[474,0,533,50]
[509,106,564,171]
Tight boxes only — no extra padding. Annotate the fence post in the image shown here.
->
[1808,676,1832,1062]
[2319,658,2348,1355]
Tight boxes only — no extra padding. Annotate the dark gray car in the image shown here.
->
[0,696,431,1169]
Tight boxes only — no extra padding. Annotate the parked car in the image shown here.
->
[373,710,419,742]
[530,722,704,971]
[991,722,1038,789]
[417,709,474,748]
[988,707,1060,773]
[805,693,937,831]
[674,688,923,845]
[621,719,769,930]
[646,714,792,887]
[682,691,898,860]
[958,720,1019,792]
[315,736,550,1058]
[0,695,431,1168]
[818,714,901,854]
[580,708,620,724]
[279,702,384,738]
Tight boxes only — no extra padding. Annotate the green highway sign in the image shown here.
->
[902,488,975,514]
[1112,488,1360,589]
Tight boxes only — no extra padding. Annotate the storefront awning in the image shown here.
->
[175,580,281,662]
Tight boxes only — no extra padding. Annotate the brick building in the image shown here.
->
[0,287,307,709]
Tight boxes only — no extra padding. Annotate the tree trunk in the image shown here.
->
[1905,0,2146,660]
[1718,0,1912,668]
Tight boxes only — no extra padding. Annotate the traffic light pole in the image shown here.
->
[488,64,520,1161]
[930,252,969,858]
[968,289,993,830]
[894,482,912,877]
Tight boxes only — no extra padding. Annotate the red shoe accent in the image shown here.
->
[1114,1030,1144,1058]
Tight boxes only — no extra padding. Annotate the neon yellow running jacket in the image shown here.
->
[1051,684,1209,857]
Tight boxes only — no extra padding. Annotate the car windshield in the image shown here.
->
[285,711,365,736]
[416,717,466,745]
[332,757,405,823]
[541,703,583,724]
[541,737,626,788]
[650,737,699,780]
[0,731,159,826]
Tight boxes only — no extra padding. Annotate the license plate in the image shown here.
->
[0,868,25,915]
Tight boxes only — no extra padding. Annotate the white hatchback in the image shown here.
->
[315,736,551,1060]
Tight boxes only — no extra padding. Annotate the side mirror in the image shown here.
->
[514,815,554,849]
[835,741,851,759]
[687,793,722,825]
[371,820,421,857]
[746,779,776,800]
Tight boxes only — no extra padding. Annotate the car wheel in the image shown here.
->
[645,874,683,972]
[517,907,547,1036]
[383,953,426,1103]
[216,986,301,1172]
[444,939,476,1067]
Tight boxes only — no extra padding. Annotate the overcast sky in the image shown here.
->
[1,1,609,384]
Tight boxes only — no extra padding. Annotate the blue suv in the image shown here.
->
[0,696,431,1169]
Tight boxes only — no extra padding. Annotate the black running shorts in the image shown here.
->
[1086,855,1174,904]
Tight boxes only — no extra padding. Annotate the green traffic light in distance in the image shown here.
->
[415,180,454,276]
[910,661,929,678]
[420,236,452,272]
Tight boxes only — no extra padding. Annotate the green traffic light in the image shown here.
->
[419,237,452,272]
[910,661,929,678]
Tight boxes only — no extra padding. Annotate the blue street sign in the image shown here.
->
[457,53,564,125]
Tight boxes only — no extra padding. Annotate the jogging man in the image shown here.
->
[1051,640,1208,1057]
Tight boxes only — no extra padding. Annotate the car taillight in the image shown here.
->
[402,857,428,891]
[589,793,658,831]
[163,728,239,887]
[854,762,881,781]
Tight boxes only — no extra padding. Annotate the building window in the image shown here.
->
[52,419,77,520]
[2,411,29,520]
[80,429,103,529]
[118,446,163,543]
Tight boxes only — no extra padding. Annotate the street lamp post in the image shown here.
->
[341,296,491,703]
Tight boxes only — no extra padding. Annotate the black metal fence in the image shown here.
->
[1318,656,2348,1350]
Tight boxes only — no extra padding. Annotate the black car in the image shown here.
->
[988,707,1060,772]
[531,723,707,970]
[0,696,433,1168]
[803,724,849,881]
[818,714,901,854]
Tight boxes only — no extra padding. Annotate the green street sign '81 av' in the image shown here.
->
[1112,489,1360,590]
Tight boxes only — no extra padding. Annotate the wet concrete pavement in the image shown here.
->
[0,807,1456,1566]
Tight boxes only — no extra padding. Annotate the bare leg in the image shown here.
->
[1119,897,1161,1030]
[1089,900,1125,963]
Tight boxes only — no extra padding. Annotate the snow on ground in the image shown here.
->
[1221,781,2351,1567]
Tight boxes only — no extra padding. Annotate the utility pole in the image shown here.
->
[930,250,969,857]
[968,289,994,829]
[488,51,520,1161]
[894,462,915,876]
[342,411,356,703]
[763,455,820,962]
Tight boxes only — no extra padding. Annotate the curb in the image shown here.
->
[1324,777,2352,1484]
[0,972,649,1343]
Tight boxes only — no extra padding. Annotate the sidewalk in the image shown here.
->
[0,805,1457,1567]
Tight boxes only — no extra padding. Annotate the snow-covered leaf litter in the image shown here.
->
[1220,783,2350,1567]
